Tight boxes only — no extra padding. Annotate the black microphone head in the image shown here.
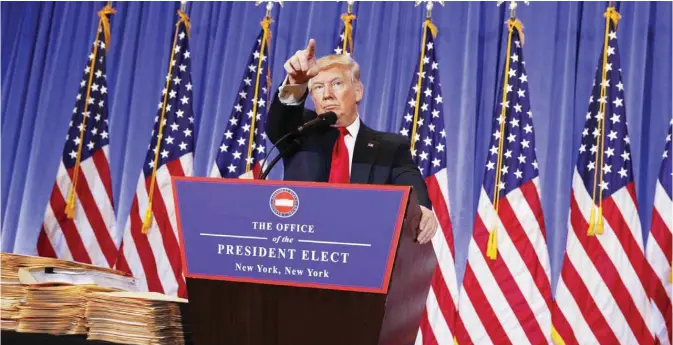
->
[295,111,339,135]
[321,111,337,126]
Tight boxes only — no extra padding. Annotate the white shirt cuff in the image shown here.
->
[278,77,308,105]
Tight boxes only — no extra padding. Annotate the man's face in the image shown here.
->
[309,66,363,127]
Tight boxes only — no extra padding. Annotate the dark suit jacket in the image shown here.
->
[265,91,432,209]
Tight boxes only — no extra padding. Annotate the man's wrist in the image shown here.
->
[279,76,308,105]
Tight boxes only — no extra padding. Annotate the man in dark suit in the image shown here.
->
[266,39,437,244]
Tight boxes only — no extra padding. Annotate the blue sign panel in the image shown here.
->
[172,178,409,294]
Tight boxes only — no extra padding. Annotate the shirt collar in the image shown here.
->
[345,114,360,138]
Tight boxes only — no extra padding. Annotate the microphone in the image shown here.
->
[258,112,337,180]
[294,111,337,135]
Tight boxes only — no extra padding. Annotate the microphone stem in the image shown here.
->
[257,132,293,179]
[259,139,299,180]
[259,152,284,180]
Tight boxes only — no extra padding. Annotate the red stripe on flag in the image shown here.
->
[648,260,671,336]
[429,266,457,331]
[517,182,553,309]
[569,194,651,344]
[603,189,654,279]
[251,161,262,180]
[48,185,92,264]
[425,175,454,257]
[67,164,117,267]
[650,208,672,263]
[37,226,57,258]
[494,199,550,344]
[553,259,604,345]
[91,149,114,204]
[459,263,512,345]
[551,300,579,345]
[143,175,182,295]
[600,195,655,345]
[666,299,672,344]
[453,311,471,345]
[519,181,548,239]
[126,196,165,294]
[155,160,188,297]
[648,208,673,342]
[502,184,553,311]
[419,308,439,345]
[626,183,638,211]
[500,190,552,300]
[474,210,546,345]
[114,243,131,274]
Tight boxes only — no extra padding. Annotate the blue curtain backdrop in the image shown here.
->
[2,1,671,292]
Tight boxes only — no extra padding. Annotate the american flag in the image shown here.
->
[114,11,195,298]
[37,5,119,268]
[400,21,459,345]
[552,7,655,345]
[645,121,672,345]
[210,19,272,179]
[456,20,552,345]
[333,11,356,56]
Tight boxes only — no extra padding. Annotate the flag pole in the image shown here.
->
[587,4,620,236]
[142,3,191,233]
[409,1,441,155]
[245,1,278,174]
[486,1,525,260]
[65,2,116,219]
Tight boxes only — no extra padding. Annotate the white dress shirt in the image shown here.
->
[278,80,360,175]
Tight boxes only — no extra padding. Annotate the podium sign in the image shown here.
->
[173,177,409,294]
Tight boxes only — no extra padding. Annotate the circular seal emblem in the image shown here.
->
[269,188,299,218]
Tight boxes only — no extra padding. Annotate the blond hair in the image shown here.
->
[308,54,361,89]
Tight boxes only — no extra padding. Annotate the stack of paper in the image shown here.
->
[0,252,138,333]
[86,291,188,345]
[1,291,22,330]
[2,252,116,272]
[17,285,114,335]
[0,253,42,330]
[2,252,130,276]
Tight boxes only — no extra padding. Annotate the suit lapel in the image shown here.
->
[350,122,379,184]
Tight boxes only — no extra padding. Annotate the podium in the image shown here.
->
[172,178,437,345]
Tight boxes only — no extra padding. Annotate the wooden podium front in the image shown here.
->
[172,178,437,345]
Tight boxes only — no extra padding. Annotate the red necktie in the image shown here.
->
[328,127,350,183]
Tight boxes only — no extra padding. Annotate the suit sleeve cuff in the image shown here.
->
[278,76,308,105]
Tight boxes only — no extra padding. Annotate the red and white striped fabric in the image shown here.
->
[115,156,193,297]
[416,168,460,345]
[400,21,460,345]
[552,172,654,345]
[38,149,118,268]
[458,179,552,345]
[114,15,195,298]
[645,123,672,345]
[552,11,654,344]
[37,11,119,268]
[456,21,552,345]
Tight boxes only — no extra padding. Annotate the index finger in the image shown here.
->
[305,39,316,59]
